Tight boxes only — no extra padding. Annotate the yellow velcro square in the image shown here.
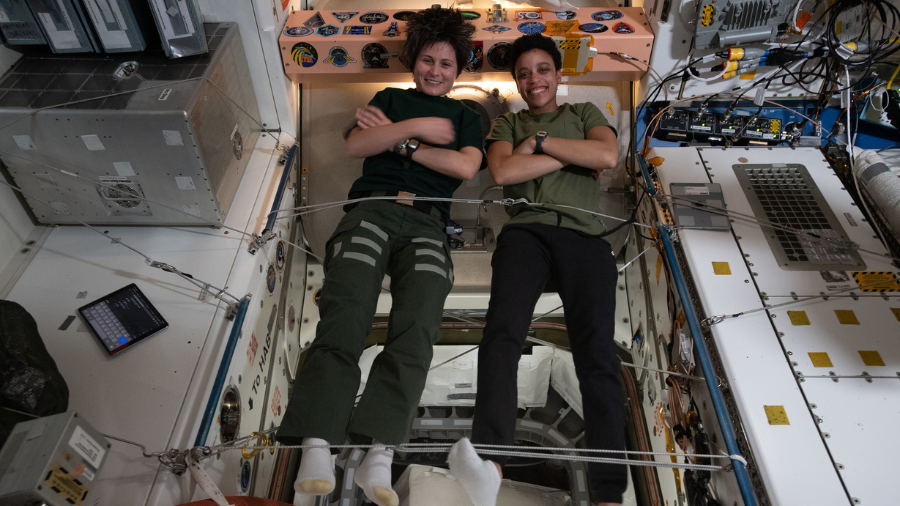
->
[892,308,900,321]
[764,405,790,425]
[712,262,731,275]
[858,350,886,367]
[808,352,833,367]
[834,310,859,325]
[788,311,810,325]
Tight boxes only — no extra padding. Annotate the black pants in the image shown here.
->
[472,224,626,504]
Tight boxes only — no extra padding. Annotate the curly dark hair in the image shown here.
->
[399,7,475,76]
[508,34,562,78]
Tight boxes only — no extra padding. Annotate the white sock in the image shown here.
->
[292,490,318,506]
[448,438,501,506]
[294,437,335,496]
[353,444,398,506]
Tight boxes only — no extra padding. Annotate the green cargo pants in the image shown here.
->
[277,200,454,446]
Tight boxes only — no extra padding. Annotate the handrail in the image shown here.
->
[657,223,757,506]
[264,144,298,234]
[194,296,251,447]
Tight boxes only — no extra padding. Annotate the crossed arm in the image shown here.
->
[345,105,482,181]
[486,125,618,186]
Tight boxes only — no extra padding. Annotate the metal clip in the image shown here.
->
[242,432,274,460]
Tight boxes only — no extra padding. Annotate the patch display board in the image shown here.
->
[278,8,653,83]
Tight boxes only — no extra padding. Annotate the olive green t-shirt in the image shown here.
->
[349,87,483,216]
[485,102,615,236]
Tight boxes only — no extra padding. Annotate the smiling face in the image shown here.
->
[413,42,458,97]
[514,49,562,115]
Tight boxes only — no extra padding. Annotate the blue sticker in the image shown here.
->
[291,42,318,67]
[518,22,545,34]
[267,264,276,293]
[592,10,624,21]
[314,289,321,306]
[578,23,608,33]
[324,46,357,67]
[343,25,371,35]
[331,11,358,23]
[482,24,511,34]
[556,11,577,20]
[383,22,400,37]
[283,26,312,37]
[240,461,251,492]
[316,24,340,37]
[359,12,388,24]
[613,21,635,34]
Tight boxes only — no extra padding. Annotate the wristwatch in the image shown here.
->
[534,131,548,154]
[393,139,410,154]
[405,139,420,159]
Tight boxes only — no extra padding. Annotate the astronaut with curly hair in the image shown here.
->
[276,7,482,506]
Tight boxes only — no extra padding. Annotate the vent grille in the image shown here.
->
[735,164,865,271]
[722,0,776,31]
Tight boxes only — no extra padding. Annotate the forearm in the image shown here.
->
[540,137,618,171]
[489,154,564,185]
[345,121,417,158]
[409,145,481,180]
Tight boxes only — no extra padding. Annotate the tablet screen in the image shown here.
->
[78,284,168,355]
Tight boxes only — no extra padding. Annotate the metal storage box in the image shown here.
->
[0,22,260,226]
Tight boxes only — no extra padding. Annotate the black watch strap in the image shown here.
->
[534,131,548,154]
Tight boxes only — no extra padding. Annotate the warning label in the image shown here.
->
[851,272,900,292]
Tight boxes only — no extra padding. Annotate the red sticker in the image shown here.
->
[247,332,258,364]
[271,386,282,417]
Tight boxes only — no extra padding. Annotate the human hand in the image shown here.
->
[513,136,536,155]
[355,106,392,129]
[591,168,610,180]
[411,117,455,145]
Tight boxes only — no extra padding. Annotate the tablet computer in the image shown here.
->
[78,284,168,356]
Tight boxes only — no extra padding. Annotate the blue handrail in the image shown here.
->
[637,154,657,196]
[264,145,298,234]
[194,297,251,447]
[657,223,758,506]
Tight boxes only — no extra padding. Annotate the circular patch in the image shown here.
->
[359,12,388,24]
[291,42,318,67]
[555,11,577,20]
[393,11,416,21]
[487,42,512,71]
[276,240,286,270]
[460,10,481,20]
[518,21,545,34]
[362,43,390,69]
[266,264,276,293]
[288,305,296,332]
[283,26,312,37]
[313,289,321,306]
[324,46,357,67]
[578,23,608,33]
[592,10,624,21]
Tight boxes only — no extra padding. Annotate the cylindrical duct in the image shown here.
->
[853,149,900,238]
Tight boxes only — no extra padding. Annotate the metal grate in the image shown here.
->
[735,164,865,271]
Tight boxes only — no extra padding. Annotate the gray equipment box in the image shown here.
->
[0,0,47,45]
[29,0,100,53]
[147,0,207,58]
[0,412,109,506]
[0,23,260,226]
[81,0,148,53]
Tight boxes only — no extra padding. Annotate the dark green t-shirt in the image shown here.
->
[349,87,482,216]
[486,102,614,236]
